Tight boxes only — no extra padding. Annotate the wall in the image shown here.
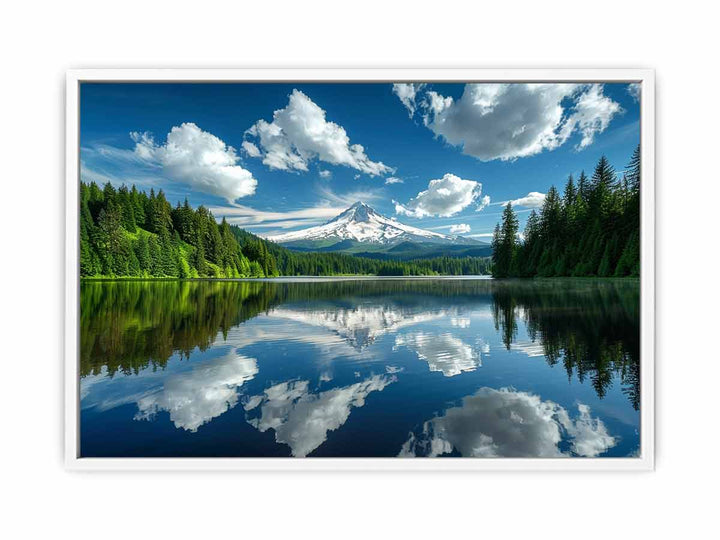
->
[0,1,716,538]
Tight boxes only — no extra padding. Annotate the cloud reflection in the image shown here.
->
[393,332,483,377]
[134,350,258,432]
[245,374,396,457]
[399,387,616,458]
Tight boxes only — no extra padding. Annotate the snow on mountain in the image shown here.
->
[266,202,472,245]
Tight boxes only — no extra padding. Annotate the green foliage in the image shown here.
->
[493,148,641,278]
[80,182,492,279]
[491,203,519,277]
[231,223,490,277]
[80,278,639,410]
[80,182,255,279]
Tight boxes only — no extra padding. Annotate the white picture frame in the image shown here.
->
[65,68,655,471]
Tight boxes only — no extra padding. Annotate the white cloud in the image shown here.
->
[245,89,393,176]
[399,387,617,458]
[565,84,623,149]
[476,194,491,211]
[413,83,621,161]
[241,140,261,157]
[627,83,641,102]
[319,169,332,179]
[393,332,482,377]
[508,191,546,208]
[134,351,258,432]
[246,375,396,457]
[449,223,471,234]
[207,203,346,229]
[394,173,482,218]
[131,123,257,203]
[424,90,454,118]
[385,176,404,185]
[211,183,386,233]
[392,83,424,117]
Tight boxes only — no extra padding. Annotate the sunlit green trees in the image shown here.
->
[80,182,493,279]
[493,148,641,278]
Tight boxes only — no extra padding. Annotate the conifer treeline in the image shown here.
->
[80,182,492,278]
[492,147,641,278]
[80,182,270,278]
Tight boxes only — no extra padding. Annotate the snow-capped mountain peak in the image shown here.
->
[265,202,475,246]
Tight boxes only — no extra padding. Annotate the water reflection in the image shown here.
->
[399,387,616,458]
[244,374,396,457]
[491,280,640,408]
[134,351,258,432]
[393,333,486,377]
[80,278,640,457]
[267,306,448,350]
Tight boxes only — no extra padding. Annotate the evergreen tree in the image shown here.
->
[491,152,640,278]
[492,203,518,278]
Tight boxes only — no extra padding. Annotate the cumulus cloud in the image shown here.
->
[565,84,623,149]
[245,375,396,457]
[385,176,404,185]
[392,83,424,117]
[449,223,471,234]
[627,83,641,102]
[134,352,258,432]
[245,89,393,176]
[399,387,617,458]
[131,123,258,203]
[318,169,332,179]
[241,140,261,157]
[410,83,622,161]
[508,191,546,208]
[394,173,482,218]
[393,332,481,377]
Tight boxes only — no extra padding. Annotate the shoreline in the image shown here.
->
[80,275,639,283]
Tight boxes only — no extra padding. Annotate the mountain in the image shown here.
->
[266,202,484,254]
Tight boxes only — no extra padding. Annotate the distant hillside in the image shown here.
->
[232,226,491,276]
[79,181,491,279]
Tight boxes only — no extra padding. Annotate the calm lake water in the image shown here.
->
[79,278,640,458]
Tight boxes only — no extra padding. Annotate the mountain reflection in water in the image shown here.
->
[80,278,640,458]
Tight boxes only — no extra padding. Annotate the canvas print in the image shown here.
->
[78,80,642,459]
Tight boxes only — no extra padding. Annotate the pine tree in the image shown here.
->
[625,144,640,194]
[493,203,518,278]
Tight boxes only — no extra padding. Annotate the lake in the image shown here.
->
[79,277,640,458]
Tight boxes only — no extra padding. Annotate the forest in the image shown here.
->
[492,147,641,278]
[79,182,492,278]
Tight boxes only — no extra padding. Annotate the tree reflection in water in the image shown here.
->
[80,278,639,408]
[491,279,639,409]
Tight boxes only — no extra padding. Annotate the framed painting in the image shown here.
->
[65,69,654,470]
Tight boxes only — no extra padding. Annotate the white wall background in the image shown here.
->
[1,1,717,537]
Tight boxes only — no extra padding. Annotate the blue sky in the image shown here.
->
[80,82,640,239]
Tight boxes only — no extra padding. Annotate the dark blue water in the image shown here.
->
[79,278,640,458]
